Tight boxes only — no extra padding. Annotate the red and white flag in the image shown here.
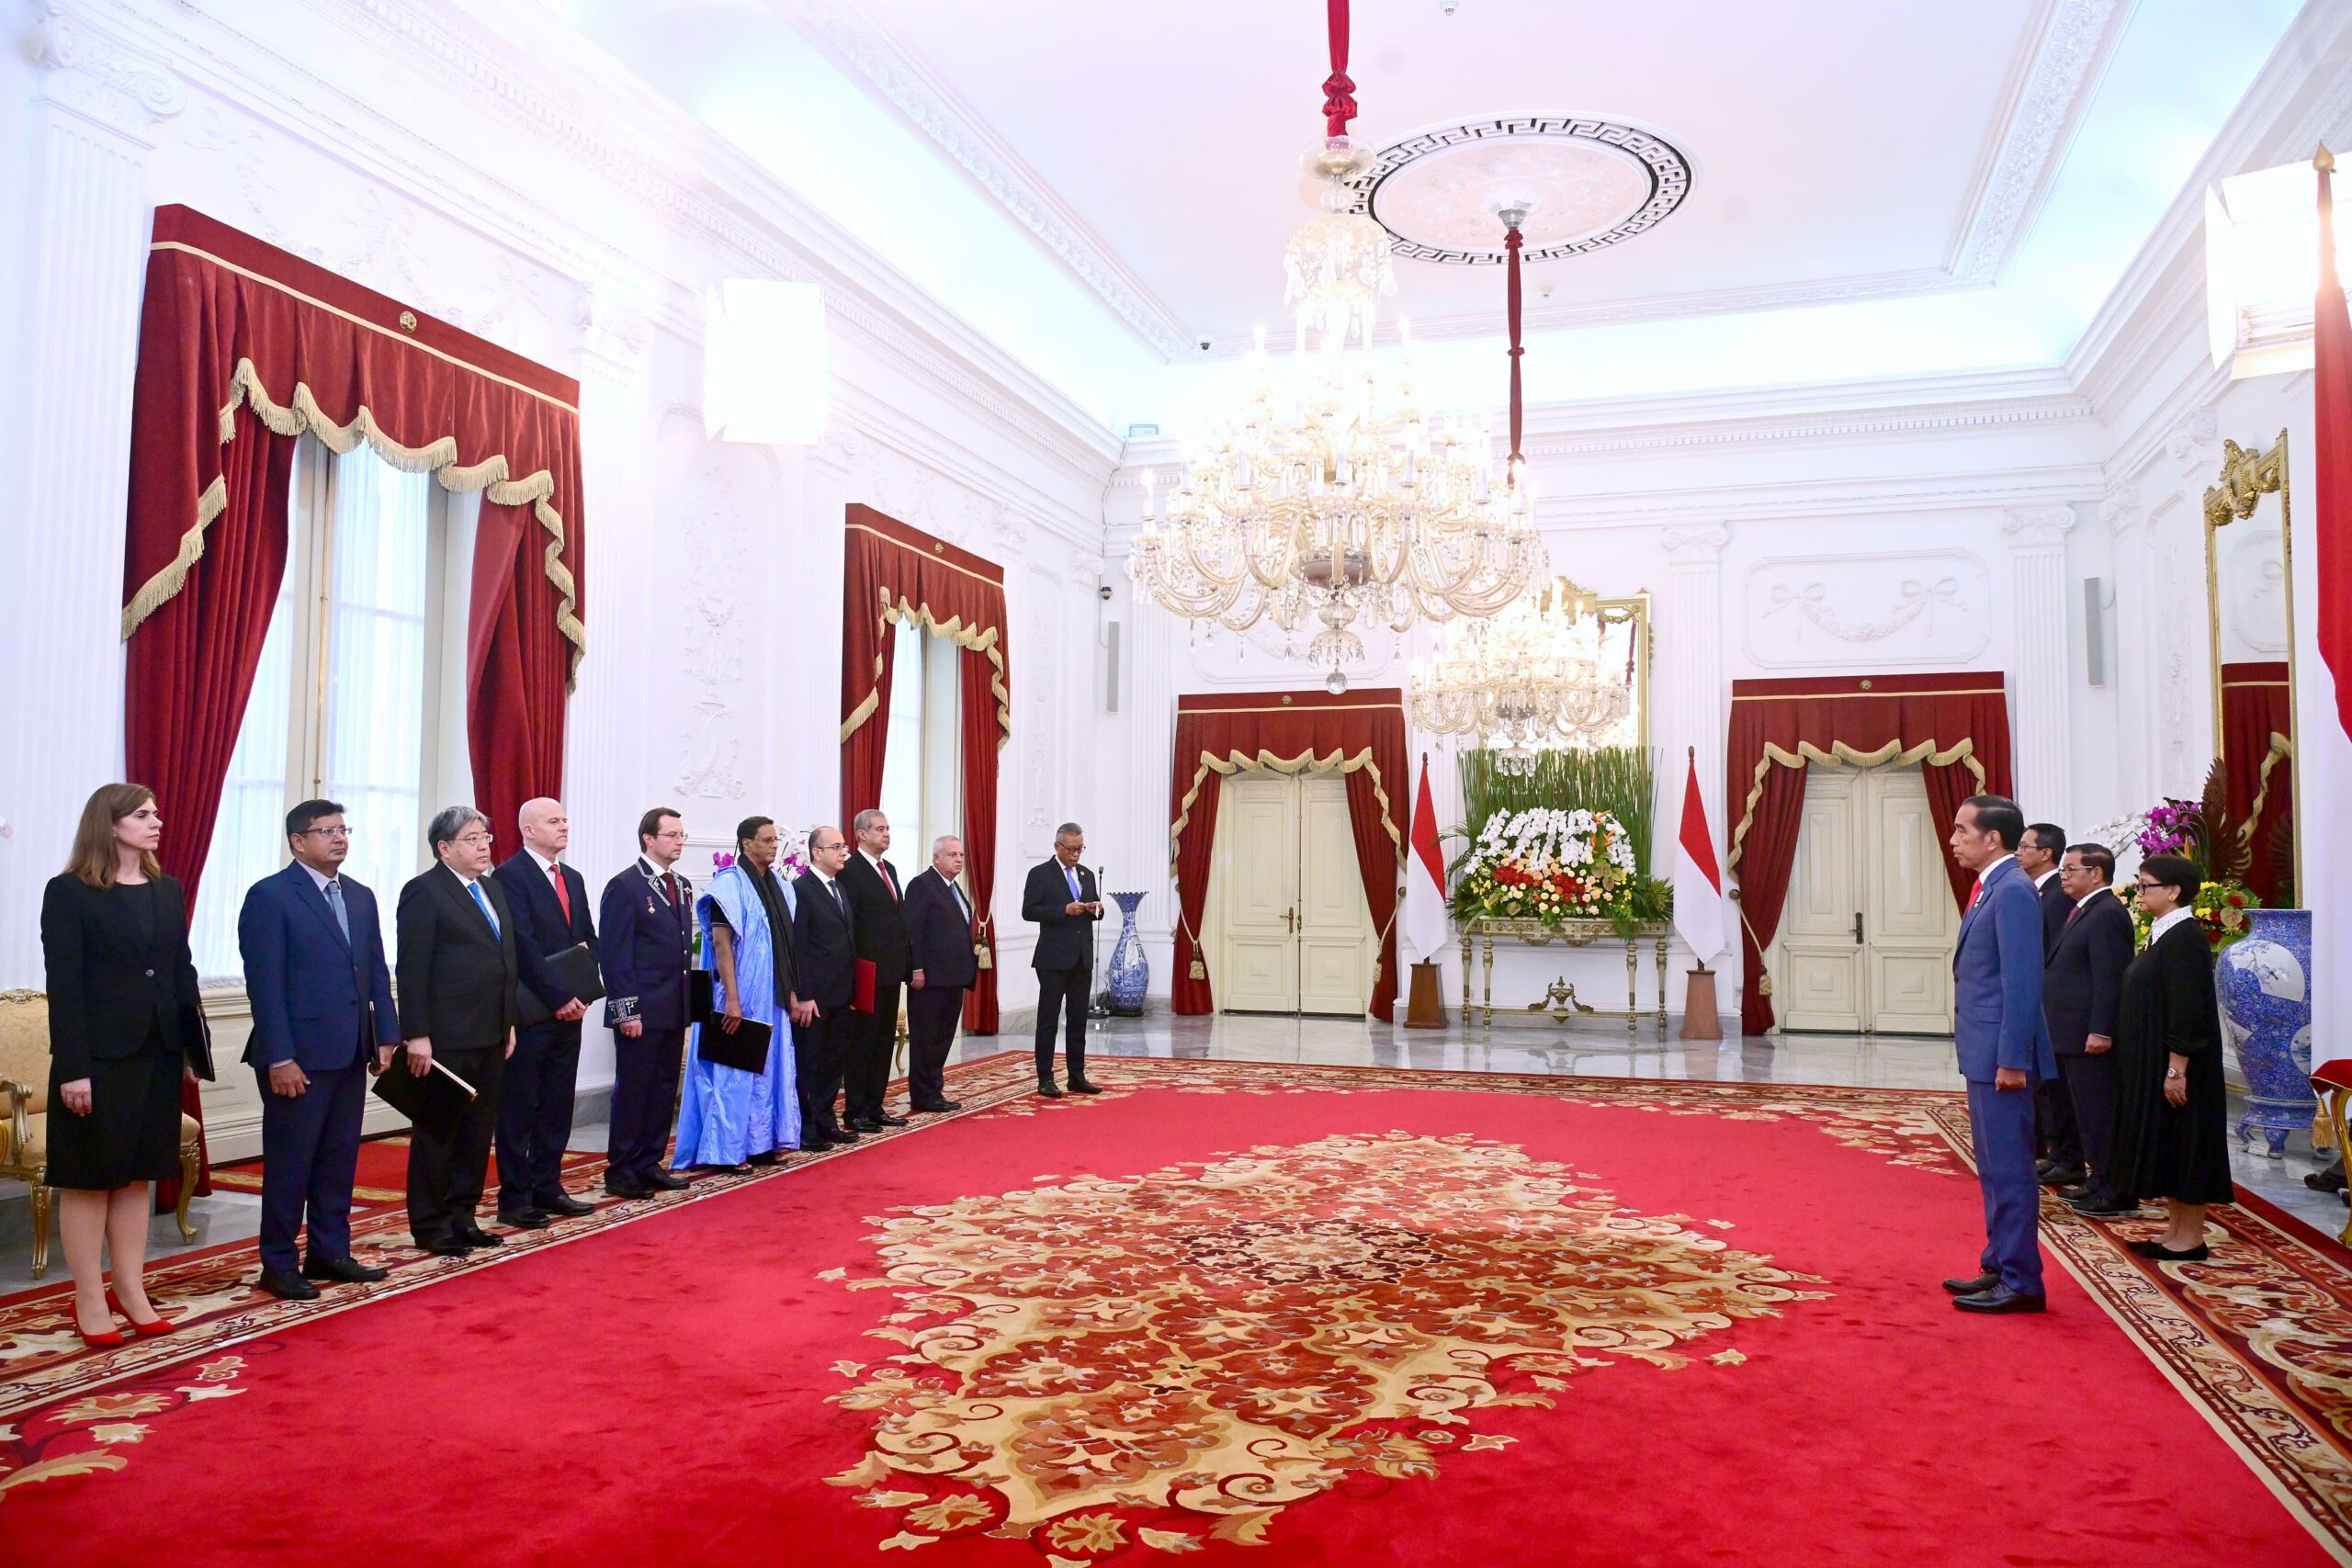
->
[2312,149,2352,1068]
[1404,755,1451,964]
[1672,750,1726,965]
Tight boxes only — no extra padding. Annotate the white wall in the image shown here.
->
[0,0,1119,1156]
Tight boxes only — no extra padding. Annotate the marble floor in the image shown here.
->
[1,1013,2331,1294]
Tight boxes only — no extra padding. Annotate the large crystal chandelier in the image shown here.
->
[1126,0,1543,694]
[1408,578,1634,769]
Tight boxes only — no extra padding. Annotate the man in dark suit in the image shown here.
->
[904,833,977,1114]
[2046,843,2137,1218]
[1940,794,2058,1314]
[2018,821,2082,1185]
[838,808,913,1131]
[489,797,597,1229]
[237,798,401,1300]
[597,807,695,1199]
[395,806,520,1256]
[1023,822,1103,1098]
[791,824,859,1148]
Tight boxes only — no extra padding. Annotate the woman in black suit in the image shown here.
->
[2106,853,2232,1261]
[41,784,213,1346]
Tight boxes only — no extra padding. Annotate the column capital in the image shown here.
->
[2098,486,2143,534]
[34,2,187,143]
[2166,404,2219,469]
[2001,506,2076,550]
[576,285,655,378]
[1661,524,1730,564]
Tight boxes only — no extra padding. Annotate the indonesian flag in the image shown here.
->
[1672,751,1726,965]
[2313,149,2352,1071]
[1404,755,1451,963]
[2320,148,2352,744]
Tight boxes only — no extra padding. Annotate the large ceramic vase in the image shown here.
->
[1105,891,1149,1016]
[2218,907,2314,1157]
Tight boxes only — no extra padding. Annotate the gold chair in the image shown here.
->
[0,988,201,1279]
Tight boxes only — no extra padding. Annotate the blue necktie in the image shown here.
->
[468,880,499,935]
[1064,864,1081,902]
[323,878,351,942]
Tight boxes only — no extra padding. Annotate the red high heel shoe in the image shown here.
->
[75,1320,130,1348]
[106,1288,176,1334]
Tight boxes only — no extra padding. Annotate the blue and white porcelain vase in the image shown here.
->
[1105,891,1149,1016]
[2217,907,2313,1157]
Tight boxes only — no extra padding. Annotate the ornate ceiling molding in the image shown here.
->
[1948,0,2127,283]
[778,0,1195,360]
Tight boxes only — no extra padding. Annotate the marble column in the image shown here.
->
[2002,505,2079,824]
[771,440,849,823]
[0,10,183,986]
[2097,486,2153,816]
[1661,525,1732,865]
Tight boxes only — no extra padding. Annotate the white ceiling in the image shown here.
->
[530,0,2307,428]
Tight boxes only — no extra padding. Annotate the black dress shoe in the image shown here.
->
[826,1125,859,1144]
[456,1225,505,1249]
[2309,1159,2348,1193]
[1067,1078,1103,1095]
[874,1111,909,1127]
[1942,1270,2000,1295]
[536,1193,595,1217]
[424,1236,471,1258]
[2037,1166,2087,1188]
[2064,1194,2138,1217]
[847,1118,886,1134]
[695,1162,752,1175]
[911,1100,962,1113]
[1954,1284,2047,1314]
[496,1208,550,1230]
[302,1255,388,1284]
[644,1169,689,1190]
[257,1267,322,1301]
[2127,1239,2211,1261]
[747,1151,781,1166]
[1036,1081,1065,1099]
[604,1176,653,1200]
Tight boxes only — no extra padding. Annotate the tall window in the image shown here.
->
[875,618,963,866]
[188,441,453,981]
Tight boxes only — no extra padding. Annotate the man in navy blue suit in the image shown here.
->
[237,798,401,1301]
[1942,794,2059,1314]
[490,797,597,1229]
[597,807,696,1199]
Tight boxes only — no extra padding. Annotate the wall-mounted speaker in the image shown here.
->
[2082,576,2113,688]
[1104,619,1122,713]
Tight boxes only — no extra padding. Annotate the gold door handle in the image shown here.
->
[1852,911,1864,946]
[1286,907,1298,933]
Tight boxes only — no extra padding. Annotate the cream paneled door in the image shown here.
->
[1772,767,1957,1034]
[1210,773,1376,1015]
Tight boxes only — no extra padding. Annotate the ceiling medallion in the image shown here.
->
[1347,116,1695,265]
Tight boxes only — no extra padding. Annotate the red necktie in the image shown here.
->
[1965,877,1984,914]
[662,872,680,910]
[549,863,572,923]
[2064,902,2083,928]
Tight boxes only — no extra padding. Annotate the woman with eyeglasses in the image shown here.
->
[2105,853,2231,1260]
[40,784,214,1346]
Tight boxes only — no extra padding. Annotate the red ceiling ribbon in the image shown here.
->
[1505,220,1526,473]
[1322,0,1357,138]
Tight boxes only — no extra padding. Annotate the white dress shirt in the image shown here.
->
[2149,906,2197,944]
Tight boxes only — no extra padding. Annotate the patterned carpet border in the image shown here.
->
[1,1053,2347,1562]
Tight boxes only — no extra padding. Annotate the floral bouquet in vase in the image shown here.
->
[1449,807,1640,929]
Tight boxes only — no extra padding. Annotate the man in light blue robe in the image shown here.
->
[674,818,801,1168]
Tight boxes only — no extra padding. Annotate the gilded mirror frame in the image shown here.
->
[1556,579,1654,751]
[2201,429,2300,897]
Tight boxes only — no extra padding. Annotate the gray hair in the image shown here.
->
[427,806,489,853]
[932,833,962,857]
[852,807,888,833]
[1054,821,1084,840]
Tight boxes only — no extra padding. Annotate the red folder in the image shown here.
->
[852,958,877,1014]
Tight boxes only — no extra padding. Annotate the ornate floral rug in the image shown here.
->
[1,1055,2345,1566]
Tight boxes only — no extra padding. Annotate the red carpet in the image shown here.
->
[1,1056,2345,1566]
[208,1134,603,1209]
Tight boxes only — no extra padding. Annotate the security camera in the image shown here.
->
[1439,0,1459,14]
[1198,339,1212,352]
[1099,583,1114,602]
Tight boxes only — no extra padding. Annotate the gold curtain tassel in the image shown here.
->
[1189,959,1207,980]
[974,942,993,971]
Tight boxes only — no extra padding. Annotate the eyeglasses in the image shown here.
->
[454,832,493,847]
[653,829,688,841]
[300,825,353,839]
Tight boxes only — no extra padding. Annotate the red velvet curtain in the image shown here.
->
[839,505,1011,1032]
[2221,661,2294,903]
[1168,690,1408,1019]
[1725,672,2013,1035]
[121,207,587,1184]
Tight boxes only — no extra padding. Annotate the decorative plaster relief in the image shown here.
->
[661,407,777,802]
[1741,552,1991,668]
[2223,525,2289,657]
[36,4,187,136]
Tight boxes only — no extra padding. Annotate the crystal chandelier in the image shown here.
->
[1408,578,1634,770]
[1126,0,1543,694]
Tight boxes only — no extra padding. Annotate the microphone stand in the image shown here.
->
[1088,862,1112,1018]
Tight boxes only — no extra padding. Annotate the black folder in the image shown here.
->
[514,942,606,1028]
[688,969,717,1025]
[697,1015,773,1075]
[370,1053,478,1139]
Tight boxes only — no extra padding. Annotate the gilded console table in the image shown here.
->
[1459,917,1672,1036]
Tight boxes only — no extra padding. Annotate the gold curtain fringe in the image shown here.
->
[837,590,1012,746]
[1725,737,1984,875]
[125,358,585,688]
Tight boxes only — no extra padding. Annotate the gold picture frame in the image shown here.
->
[2201,429,2300,897]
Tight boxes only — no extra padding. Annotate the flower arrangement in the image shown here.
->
[2132,878,2259,954]
[710,826,811,882]
[2100,761,2262,953]
[1448,807,1644,930]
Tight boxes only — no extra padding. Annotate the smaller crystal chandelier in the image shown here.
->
[1408,577,1634,770]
